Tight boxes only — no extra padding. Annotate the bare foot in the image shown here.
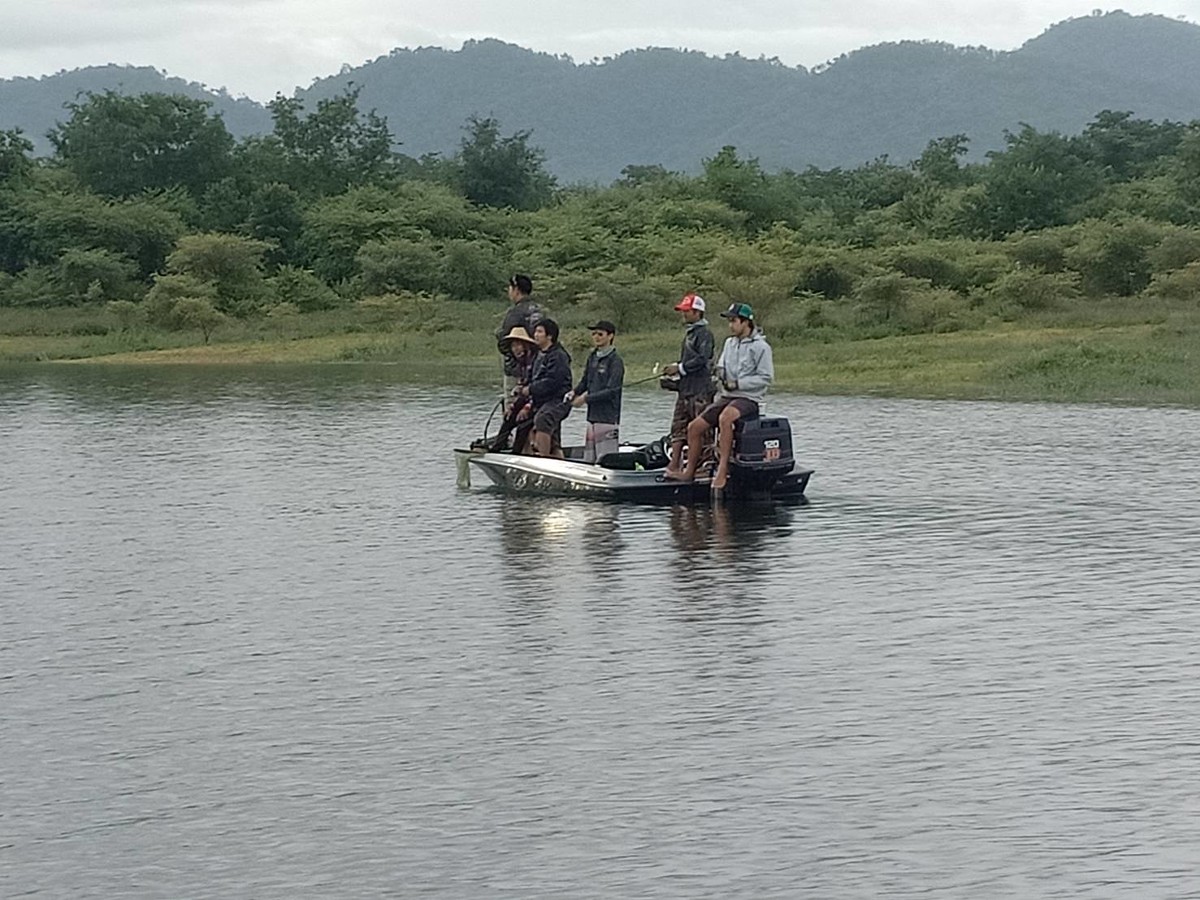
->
[710,469,729,491]
[664,470,694,482]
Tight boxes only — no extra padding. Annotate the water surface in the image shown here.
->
[3,365,1200,898]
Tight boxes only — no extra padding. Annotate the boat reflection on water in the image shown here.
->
[666,502,796,591]
[491,494,795,598]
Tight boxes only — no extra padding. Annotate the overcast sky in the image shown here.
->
[4,1,1196,101]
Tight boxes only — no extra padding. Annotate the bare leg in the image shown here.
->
[711,406,742,490]
[665,440,684,474]
[667,416,710,482]
[529,430,552,456]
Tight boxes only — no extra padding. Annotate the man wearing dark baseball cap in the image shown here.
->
[567,320,624,462]
[666,301,774,491]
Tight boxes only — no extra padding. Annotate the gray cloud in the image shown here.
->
[2,1,1195,100]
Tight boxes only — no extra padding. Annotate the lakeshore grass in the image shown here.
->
[3,301,1199,406]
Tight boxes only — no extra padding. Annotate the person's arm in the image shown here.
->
[679,329,711,377]
[586,354,624,404]
[735,342,774,394]
[573,356,589,397]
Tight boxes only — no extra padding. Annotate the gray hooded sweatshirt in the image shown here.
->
[715,328,774,402]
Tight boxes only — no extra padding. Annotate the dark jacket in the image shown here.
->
[574,348,624,424]
[496,298,543,376]
[529,343,573,406]
[677,319,715,397]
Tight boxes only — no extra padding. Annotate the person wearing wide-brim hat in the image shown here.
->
[488,325,540,452]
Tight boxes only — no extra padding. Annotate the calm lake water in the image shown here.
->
[3,364,1200,898]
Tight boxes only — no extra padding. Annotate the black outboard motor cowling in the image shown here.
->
[730,416,795,497]
[733,416,794,469]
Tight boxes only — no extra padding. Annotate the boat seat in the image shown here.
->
[598,439,670,471]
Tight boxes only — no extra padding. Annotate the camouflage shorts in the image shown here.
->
[669,392,715,444]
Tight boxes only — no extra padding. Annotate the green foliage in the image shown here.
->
[165,233,268,313]
[170,297,225,343]
[55,248,139,303]
[264,86,395,197]
[457,115,556,210]
[702,147,781,231]
[1148,262,1200,302]
[1004,230,1072,271]
[1064,218,1160,296]
[143,274,219,325]
[439,239,504,301]
[269,265,341,311]
[246,182,303,266]
[965,125,1103,237]
[980,269,1082,316]
[105,299,141,330]
[1,129,34,184]
[355,239,441,295]
[1148,228,1200,273]
[915,135,970,186]
[50,92,233,197]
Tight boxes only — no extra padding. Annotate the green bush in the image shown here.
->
[1147,262,1200,302]
[1065,219,1160,297]
[1148,228,1200,273]
[269,265,340,312]
[1004,230,1072,272]
[355,239,441,296]
[438,239,503,302]
[980,269,1082,316]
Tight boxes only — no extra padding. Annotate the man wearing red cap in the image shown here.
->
[667,301,774,491]
[662,293,715,477]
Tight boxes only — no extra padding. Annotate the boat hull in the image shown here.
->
[456,449,811,505]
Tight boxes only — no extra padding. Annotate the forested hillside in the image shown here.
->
[2,11,1198,181]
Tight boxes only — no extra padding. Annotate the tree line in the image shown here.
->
[2,88,1200,344]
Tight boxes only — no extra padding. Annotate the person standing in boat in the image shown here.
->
[520,318,573,458]
[567,320,624,463]
[486,326,539,453]
[667,302,774,492]
[661,293,715,477]
[496,274,542,400]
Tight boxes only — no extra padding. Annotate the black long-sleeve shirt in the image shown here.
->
[677,320,715,397]
[529,343,573,406]
[574,349,624,424]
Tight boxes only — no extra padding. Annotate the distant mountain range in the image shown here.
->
[2,11,1198,183]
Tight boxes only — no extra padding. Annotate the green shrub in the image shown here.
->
[270,265,340,312]
[355,239,441,296]
[1148,229,1200,273]
[980,269,1082,316]
[1064,219,1159,297]
[1147,262,1200,302]
[438,239,503,302]
[1004,230,1072,272]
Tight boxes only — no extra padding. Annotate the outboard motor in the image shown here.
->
[731,416,795,494]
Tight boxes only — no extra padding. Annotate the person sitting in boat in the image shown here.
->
[567,319,625,463]
[487,326,539,452]
[520,318,573,458]
[661,293,716,477]
[666,302,774,491]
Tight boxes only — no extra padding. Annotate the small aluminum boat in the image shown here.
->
[455,416,812,504]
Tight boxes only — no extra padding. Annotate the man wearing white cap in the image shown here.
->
[661,292,715,476]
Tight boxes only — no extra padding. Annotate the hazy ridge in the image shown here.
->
[1,10,1198,181]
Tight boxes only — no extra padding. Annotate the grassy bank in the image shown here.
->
[2,300,1199,406]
